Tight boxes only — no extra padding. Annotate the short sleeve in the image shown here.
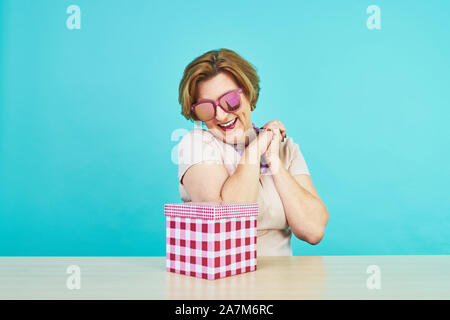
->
[286,137,310,176]
[177,129,223,183]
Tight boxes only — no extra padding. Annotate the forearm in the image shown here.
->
[271,163,328,244]
[220,142,260,203]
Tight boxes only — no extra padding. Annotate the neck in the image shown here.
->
[233,123,258,149]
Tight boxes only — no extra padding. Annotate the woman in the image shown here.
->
[177,48,329,256]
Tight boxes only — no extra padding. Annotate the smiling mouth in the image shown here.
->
[218,118,237,131]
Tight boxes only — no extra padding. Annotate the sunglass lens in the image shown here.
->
[194,102,215,121]
[220,91,241,111]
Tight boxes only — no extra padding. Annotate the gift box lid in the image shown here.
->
[164,202,258,220]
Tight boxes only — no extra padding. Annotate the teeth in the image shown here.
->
[218,119,236,128]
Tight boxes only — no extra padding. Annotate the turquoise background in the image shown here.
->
[1,0,449,256]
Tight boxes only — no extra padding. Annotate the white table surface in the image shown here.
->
[0,256,449,300]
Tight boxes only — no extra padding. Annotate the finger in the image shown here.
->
[262,120,276,129]
[262,121,278,131]
[274,121,286,139]
[266,130,274,143]
[263,121,286,139]
[263,128,273,140]
[259,130,273,152]
[271,129,281,149]
[273,128,281,141]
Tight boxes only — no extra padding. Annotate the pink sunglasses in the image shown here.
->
[191,88,243,121]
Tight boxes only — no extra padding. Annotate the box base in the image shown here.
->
[166,264,257,280]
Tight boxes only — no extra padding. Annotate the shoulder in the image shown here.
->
[280,136,310,175]
[280,136,301,159]
[178,129,223,164]
[179,128,219,149]
[177,129,225,181]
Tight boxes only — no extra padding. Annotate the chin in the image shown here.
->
[207,117,250,145]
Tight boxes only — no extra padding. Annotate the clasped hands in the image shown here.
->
[251,120,287,170]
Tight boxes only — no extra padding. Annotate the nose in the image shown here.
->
[215,105,229,122]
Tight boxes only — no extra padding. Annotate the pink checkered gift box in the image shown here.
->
[164,202,258,280]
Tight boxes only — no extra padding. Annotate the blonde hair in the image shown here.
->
[178,48,260,120]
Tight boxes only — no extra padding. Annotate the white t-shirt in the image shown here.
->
[177,128,310,256]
